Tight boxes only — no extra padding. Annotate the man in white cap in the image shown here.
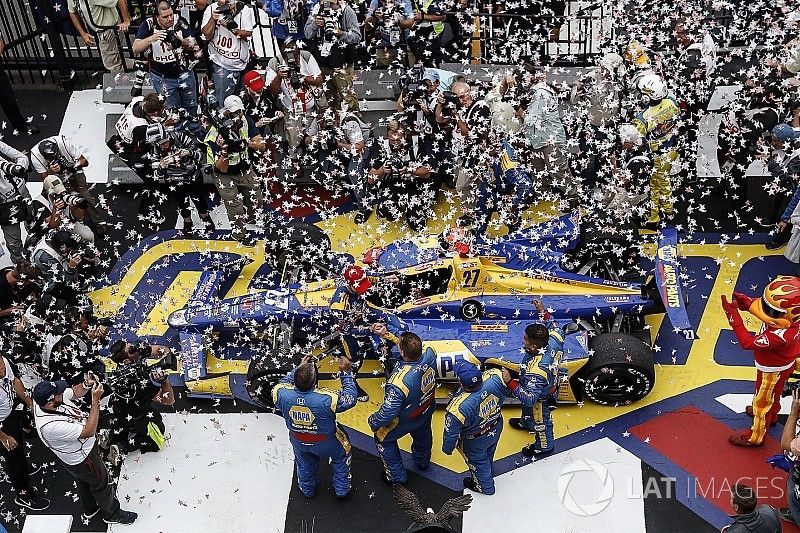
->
[204,95,269,242]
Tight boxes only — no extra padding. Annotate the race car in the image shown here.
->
[165,214,692,408]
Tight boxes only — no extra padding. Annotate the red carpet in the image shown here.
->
[267,182,351,218]
[631,405,799,530]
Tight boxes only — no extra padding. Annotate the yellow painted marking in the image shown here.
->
[137,271,202,337]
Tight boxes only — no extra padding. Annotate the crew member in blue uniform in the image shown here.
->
[442,361,509,495]
[502,300,564,458]
[369,331,437,484]
[272,354,357,499]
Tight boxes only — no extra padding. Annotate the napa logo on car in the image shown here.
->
[471,324,509,332]
[289,405,316,427]
[657,244,682,309]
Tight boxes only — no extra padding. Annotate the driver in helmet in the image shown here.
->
[631,74,681,226]
[721,276,800,447]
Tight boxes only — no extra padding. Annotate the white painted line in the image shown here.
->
[716,392,793,416]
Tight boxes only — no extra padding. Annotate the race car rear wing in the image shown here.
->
[648,228,694,338]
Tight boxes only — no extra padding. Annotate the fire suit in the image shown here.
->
[369,347,437,483]
[442,369,509,495]
[632,97,681,223]
[272,367,358,497]
[474,139,534,235]
[508,321,564,453]
[723,294,800,445]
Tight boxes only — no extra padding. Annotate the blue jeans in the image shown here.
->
[150,70,198,116]
[788,474,800,523]
[211,64,242,109]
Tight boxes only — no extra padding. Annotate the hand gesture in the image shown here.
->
[732,292,754,311]
[720,295,739,316]
[533,299,545,313]
[2,436,17,451]
[792,388,800,415]
[90,382,104,403]
[338,356,353,373]
[501,367,512,384]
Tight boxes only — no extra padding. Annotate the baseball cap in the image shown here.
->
[243,71,265,92]
[772,123,800,142]
[32,380,68,407]
[223,95,245,114]
[43,174,67,196]
[343,264,373,295]
[454,360,482,388]
[423,70,440,83]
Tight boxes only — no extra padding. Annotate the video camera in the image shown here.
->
[283,53,303,90]
[0,160,27,181]
[105,343,176,400]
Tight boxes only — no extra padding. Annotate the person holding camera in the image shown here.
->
[266,38,325,168]
[33,377,138,525]
[29,175,96,246]
[241,70,283,138]
[311,107,371,202]
[31,136,107,237]
[304,0,362,113]
[0,262,39,328]
[145,123,215,233]
[0,140,30,265]
[133,0,202,120]
[363,119,436,229]
[365,0,415,69]
[31,230,97,303]
[48,305,109,385]
[201,0,256,107]
[266,0,311,44]
[405,0,446,67]
[204,95,268,242]
[104,340,175,465]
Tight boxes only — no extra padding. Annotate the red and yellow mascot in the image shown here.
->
[722,276,800,447]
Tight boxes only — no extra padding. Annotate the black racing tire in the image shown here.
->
[581,332,655,406]
[268,220,332,275]
[245,348,297,410]
[460,300,483,321]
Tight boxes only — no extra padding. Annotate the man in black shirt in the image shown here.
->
[0,263,39,327]
[133,0,201,119]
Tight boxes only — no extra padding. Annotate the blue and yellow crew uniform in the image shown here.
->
[442,367,509,495]
[509,322,564,453]
[272,368,358,497]
[632,97,681,224]
[368,347,438,483]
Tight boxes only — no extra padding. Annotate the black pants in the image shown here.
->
[176,175,210,220]
[62,444,120,519]
[0,409,31,493]
[0,69,26,130]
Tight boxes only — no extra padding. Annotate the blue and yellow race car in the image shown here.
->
[165,214,691,408]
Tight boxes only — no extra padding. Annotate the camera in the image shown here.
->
[440,90,461,117]
[321,1,338,41]
[105,344,176,400]
[62,192,89,210]
[215,4,239,30]
[0,160,27,180]
[131,59,148,98]
[284,54,302,90]
[219,118,247,153]
[39,141,79,176]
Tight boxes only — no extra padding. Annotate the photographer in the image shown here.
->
[133,0,203,120]
[31,230,98,303]
[145,123,215,233]
[31,136,107,236]
[104,340,174,464]
[0,262,39,328]
[201,0,256,107]
[0,140,30,264]
[32,378,138,525]
[204,95,268,242]
[48,305,109,385]
[365,0,414,69]
[265,38,324,167]
[405,0,446,67]
[304,0,362,113]
[266,0,310,44]
[241,70,283,137]
[363,119,435,229]
[29,175,96,245]
[310,107,371,202]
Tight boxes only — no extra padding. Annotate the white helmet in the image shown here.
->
[637,74,668,100]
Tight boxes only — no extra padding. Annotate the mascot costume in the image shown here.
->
[722,276,800,446]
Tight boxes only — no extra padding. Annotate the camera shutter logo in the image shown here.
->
[557,459,614,516]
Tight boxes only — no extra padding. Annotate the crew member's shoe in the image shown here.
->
[108,444,123,467]
[766,238,789,251]
[508,418,530,431]
[356,384,369,402]
[462,477,489,494]
[354,209,371,225]
[521,445,554,459]
[381,471,403,485]
[104,509,138,525]
[728,433,762,447]
[335,492,350,500]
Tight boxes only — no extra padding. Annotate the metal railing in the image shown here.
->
[0,0,608,88]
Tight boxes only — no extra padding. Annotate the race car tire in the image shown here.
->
[460,300,483,321]
[581,332,654,405]
[245,350,296,409]
[574,226,641,281]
